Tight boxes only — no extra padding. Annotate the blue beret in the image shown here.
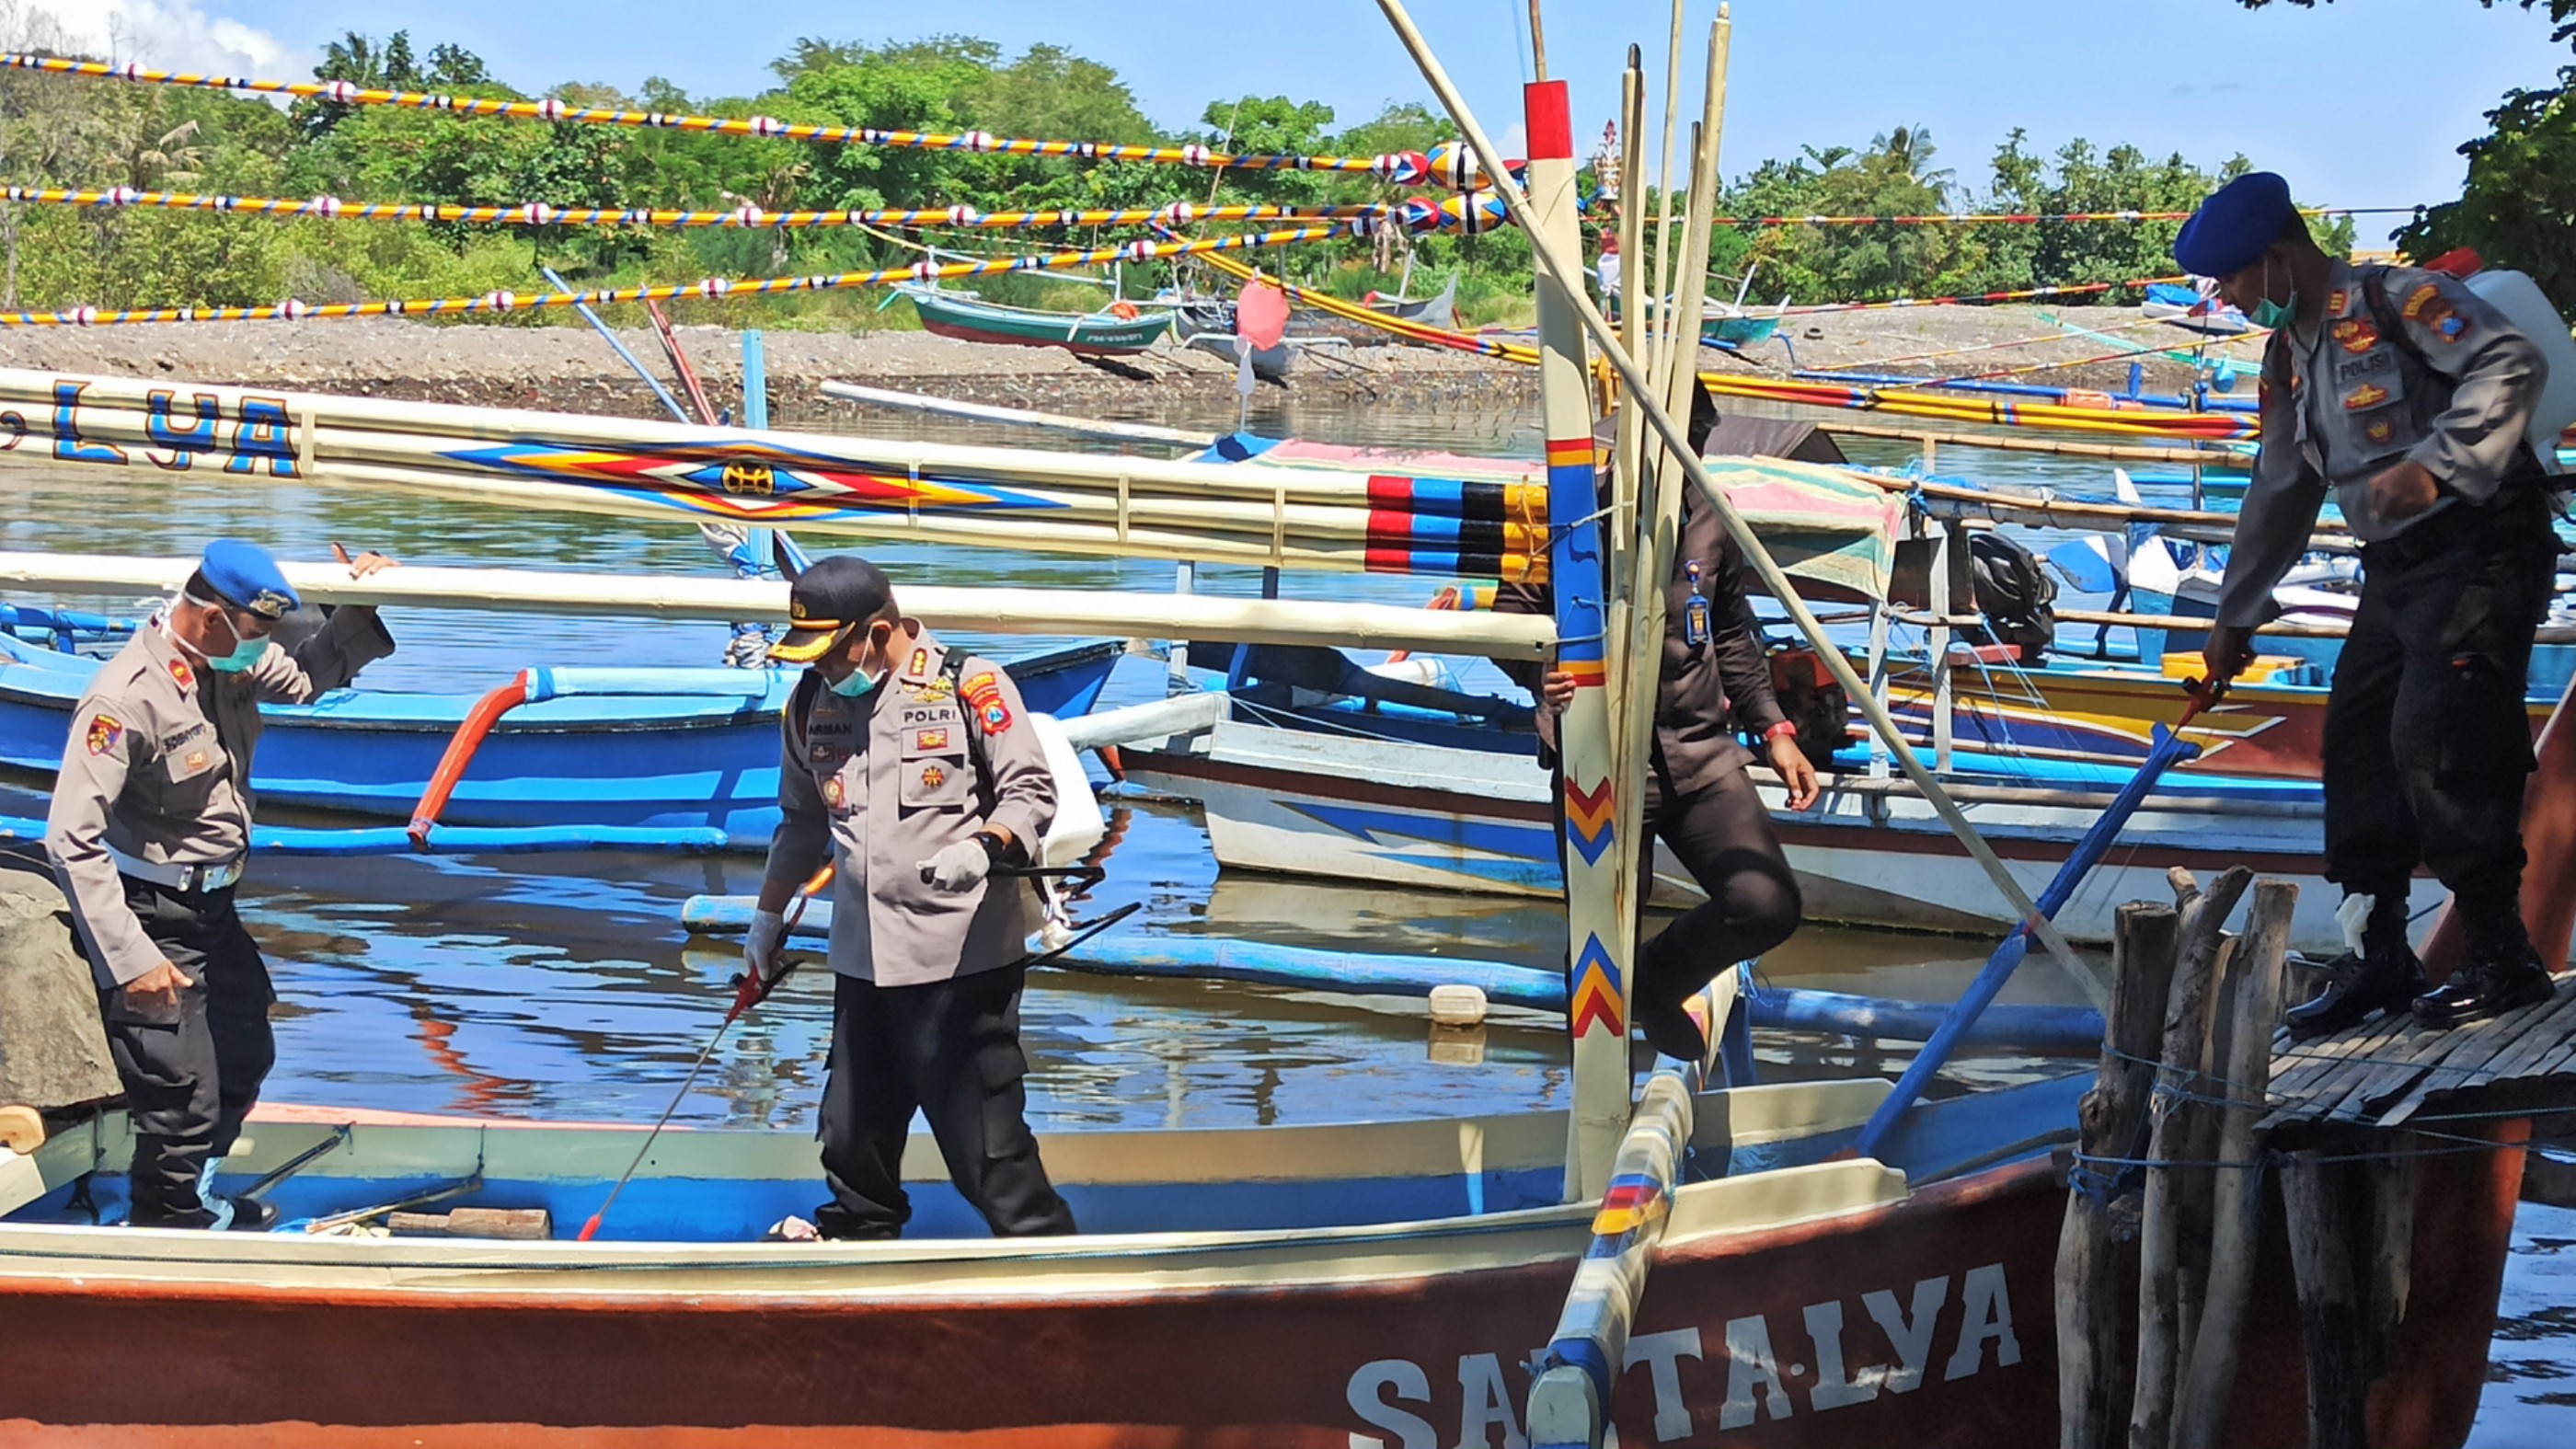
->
[199,539,299,620]
[2173,172,2295,278]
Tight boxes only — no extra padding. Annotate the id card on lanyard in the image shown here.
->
[1684,559,1711,647]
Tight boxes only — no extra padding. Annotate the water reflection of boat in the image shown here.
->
[0,630,1119,847]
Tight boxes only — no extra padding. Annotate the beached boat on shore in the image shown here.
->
[900,285,1177,356]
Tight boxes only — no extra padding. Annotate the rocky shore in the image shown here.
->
[0,304,2259,429]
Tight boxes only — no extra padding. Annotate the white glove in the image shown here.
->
[744,908,787,982]
[917,837,995,893]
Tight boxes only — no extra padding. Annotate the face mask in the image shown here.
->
[169,600,265,673]
[828,666,883,698]
[2249,256,2298,331]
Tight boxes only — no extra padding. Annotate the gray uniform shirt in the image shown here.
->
[45,606,396,987]
[2216,260,2548,627]
[761,626,1055,987]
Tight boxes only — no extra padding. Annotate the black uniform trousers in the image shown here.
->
[814,963,1076,1240]
[2322,485,2559,934]
[1626,751,1805,1010]
[92,878,277,1226]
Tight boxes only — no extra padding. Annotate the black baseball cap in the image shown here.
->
[769,555,897,664]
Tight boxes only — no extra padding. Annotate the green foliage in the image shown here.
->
[2397,66,2576,302]
[0,24,2480,328]
[2237,0,2576,52]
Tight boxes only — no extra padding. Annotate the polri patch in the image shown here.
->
[978,699,1012,735]
[2401,282,2442,320]
[85,713,122,756]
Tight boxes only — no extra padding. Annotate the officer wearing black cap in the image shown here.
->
[45,539,398,1228]
[2178,172,2558,1032]
[741,554,1075,1239]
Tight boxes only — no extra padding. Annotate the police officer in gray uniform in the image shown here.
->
[741,555,1075,1239]
[2179,172,2559,1034]
[45,539,397,1228]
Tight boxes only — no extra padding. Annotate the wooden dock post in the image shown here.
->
[2173,878,2296,1449]
[2127,866,2249,1449]
[2055,901,2180,1449]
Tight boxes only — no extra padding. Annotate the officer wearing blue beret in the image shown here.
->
[45,539,398,1228]
[2179,173,2558,1033]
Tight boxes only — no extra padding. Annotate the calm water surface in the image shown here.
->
[1,383,2562,1439]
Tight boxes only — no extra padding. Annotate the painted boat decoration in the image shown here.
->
[0,630,1119,847]
[0,1071,2523,1447]
[900,284,1177,356]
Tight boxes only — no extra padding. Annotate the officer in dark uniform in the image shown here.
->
[46,539,397,1228]
[741,556,1075,1239]
[2181,172,2559,1032]
[1498,382,1827,1063]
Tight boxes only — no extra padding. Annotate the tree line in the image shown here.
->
[0,21,2492,332]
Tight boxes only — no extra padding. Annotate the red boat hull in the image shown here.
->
[0,1128,2527,1449]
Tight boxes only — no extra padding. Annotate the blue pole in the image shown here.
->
[740,328,775,576]
[1849,722,2203,1158]
[540,266,690,424]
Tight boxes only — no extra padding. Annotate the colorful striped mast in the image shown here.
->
[1373,0,2105,1017]
[1522,32,1629,1201]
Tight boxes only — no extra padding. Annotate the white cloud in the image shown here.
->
[4,1,314,78]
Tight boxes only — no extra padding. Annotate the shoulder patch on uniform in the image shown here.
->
[2401,282,2442,320]
[85,713,122,756]
[960,668,1011,735]
[2326,287,2348,316]
[167,657,194,690]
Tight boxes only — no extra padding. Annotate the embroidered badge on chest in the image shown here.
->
[183,749,209,772]
[2343,383,2389,411]
[167,658,194,690]
[2364,414,2397,446]
[822,775,845,808]
[920,765,946,790]
[914,728,949,752]
[85,714,122,756]
[2331,317,2378,355]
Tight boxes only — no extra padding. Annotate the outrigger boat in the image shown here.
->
[0,13,2549,1445]
[0,628,1118,848]
[899,283,1177,357]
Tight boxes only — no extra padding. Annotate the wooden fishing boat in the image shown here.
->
[1111,707,2421,953]
[901,285,1177,356]
[0,1068,2526,1447]
[0,630,1119,847]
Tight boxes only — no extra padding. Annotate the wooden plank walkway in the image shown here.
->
[2260,977,2576,1130]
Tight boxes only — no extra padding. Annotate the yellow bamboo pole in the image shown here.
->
[1373,0,2104,1005]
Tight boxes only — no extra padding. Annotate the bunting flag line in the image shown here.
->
[0,186,1396,234]
[1697,206,2409,227]
[0,223,1350,328]
[2,53,1457,186]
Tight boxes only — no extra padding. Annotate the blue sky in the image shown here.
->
[46,1,2567,240]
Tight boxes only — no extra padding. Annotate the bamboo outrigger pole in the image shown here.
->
[1374,0,2104,1010]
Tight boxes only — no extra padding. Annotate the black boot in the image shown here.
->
[2415,918,2558,1029]
[1629,936,1709,1064]
[2285,941,2427,1040]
